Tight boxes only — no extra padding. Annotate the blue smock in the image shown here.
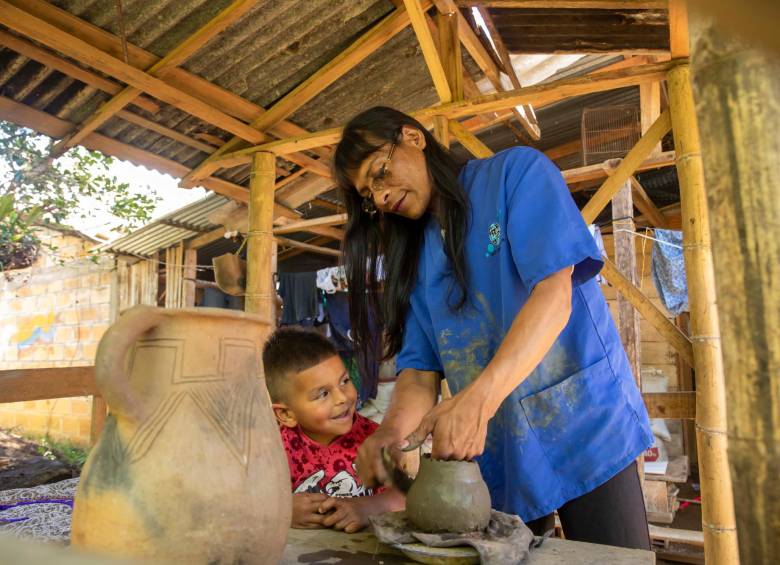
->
[395,147,653,521]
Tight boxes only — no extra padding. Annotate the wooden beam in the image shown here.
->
[51,0,260,155]
[312,199,344,213]
[186,227,228,250]
[262,62,673,154]
[600,258,694,366]
[0,367,97,403]
[563,150,675,185]
[210,127,343,165]
[273,214,347,235]
[612,182,642,389]
[404,0,452,102]
[433,115,451,148]
[455,1,667,7]
[630,175,669,228]
[475,6,541,139]
[0,30,160,114]
[4,0,323,156]
[180,4,424,187]
[433,0,501,87]
[449,119,493,158]
[437,10,463,101]
[0,95,298,220]
[581,109,672,224]
[116,110,217,154]
[278,235,331,260]
[668,0,690,59]
[643,392,696,420]
[0,1,267,144]
[276,237,341,258]
[423,61,672,120]
[245,152,277,318]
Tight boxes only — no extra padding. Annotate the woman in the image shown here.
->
[333,106,653,549]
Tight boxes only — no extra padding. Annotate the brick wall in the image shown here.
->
[0,228,114,446]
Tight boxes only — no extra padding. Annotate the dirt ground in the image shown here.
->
[0,428,79,490]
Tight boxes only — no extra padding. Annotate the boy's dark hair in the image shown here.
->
[262,326,338,402]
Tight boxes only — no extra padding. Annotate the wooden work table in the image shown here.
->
[281,528,656,564]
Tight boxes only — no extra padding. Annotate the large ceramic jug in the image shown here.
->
[71,306,291,563]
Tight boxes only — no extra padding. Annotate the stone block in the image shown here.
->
[54,326,76,343]
[56,290,77,309]
[58,309,80,324]
[15,285,33,298]
[80,342,98,362]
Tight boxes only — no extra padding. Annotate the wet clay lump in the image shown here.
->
[405,455,492,533]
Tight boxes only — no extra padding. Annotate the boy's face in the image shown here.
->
[273,355,358,445]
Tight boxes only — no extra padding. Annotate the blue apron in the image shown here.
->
[396,147,653,521]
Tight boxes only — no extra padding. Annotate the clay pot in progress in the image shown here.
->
[71,306,291,564]
[405,455,492,533]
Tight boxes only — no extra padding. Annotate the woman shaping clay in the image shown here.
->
[333,106,654,549]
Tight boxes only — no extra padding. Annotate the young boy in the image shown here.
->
[263,327,404,533]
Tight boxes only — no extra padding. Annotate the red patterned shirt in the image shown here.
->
[280,414,378,497]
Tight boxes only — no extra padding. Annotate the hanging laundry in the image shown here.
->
[278,272,319,325]
[651,229,688,316]
[588,224,607,285]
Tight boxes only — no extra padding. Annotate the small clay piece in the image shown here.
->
[71,306,291,564]
[405,455,492,533]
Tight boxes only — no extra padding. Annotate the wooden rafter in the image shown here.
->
[180,3,427,187]
[629,175,668,228]
[433,0,502,86]
[581,110,672,223]
[0,95,298,220]
[276,237,341,258]
[454,1,667,7]
[116,111,218,155]
[474,6,541,139]
[278,236,331,260]
[449,119,493,158]
[50,0,260,157]
[404,0,452,103]
[5,0,331,175]
[273,214,347,236]
[253,62,672,154]
[0,0,268,144]
[564,150,674,185]
[0,30,160,114]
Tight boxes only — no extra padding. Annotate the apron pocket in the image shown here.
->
[519,356,638,489]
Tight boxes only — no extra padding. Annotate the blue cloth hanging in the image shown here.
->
[651,229,689,316]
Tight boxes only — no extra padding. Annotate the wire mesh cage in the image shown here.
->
[581,105,642,166]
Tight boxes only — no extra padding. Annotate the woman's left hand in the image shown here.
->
[401,380,495,461]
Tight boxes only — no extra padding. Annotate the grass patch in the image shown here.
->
[36,435,89,471]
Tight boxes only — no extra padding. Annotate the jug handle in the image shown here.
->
[95,305,166,423]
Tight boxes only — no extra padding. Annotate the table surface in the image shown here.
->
[281,528,656,564]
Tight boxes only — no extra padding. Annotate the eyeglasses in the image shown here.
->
[361,142,396,217]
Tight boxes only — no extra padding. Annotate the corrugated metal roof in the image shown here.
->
[104,193,229,256]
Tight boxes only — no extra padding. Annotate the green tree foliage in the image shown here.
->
[0,121,159,269]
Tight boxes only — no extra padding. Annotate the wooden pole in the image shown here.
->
[433,115,450,148]
[691,18,780,564]
[612,181,643,482]
[612,182,642,386]
[245,152,276,320]
[667,62,740,563]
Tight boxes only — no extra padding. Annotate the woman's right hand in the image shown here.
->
[355,425,406,488]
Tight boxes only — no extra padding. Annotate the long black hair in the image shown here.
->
[333,107,470,363]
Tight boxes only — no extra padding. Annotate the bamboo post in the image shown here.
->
[667,62,740,563]
[690,18,780,564]
[245,151,276,320]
